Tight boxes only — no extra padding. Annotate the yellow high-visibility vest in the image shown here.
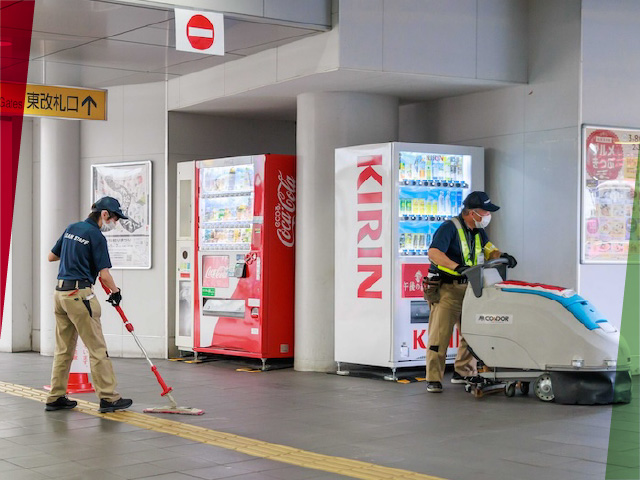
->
[436,217,482,276]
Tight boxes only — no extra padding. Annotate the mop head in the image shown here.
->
[143,405,205,415]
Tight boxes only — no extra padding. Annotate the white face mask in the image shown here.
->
[473,211,491,229]
[100,212,117,232]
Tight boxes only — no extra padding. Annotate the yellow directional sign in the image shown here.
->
[0,83,107,120]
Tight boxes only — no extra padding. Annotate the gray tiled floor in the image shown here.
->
[0,352,637,480]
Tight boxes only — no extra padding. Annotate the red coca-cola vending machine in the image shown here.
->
[192,154,296,367]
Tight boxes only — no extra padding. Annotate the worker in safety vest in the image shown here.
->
[423,191,517,393]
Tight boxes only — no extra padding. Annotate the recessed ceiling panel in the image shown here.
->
[43,38,203,72]
[30,31,99,59]
[111,21,174,47]
[32,0,171,38]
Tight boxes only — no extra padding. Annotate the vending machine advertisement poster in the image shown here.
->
[401,263,428,298]
[582,125,640,264]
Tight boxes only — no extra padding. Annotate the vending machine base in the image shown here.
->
[335,362,428,382]
[192,348,293,371]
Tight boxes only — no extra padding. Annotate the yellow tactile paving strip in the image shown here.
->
[0,381,446,480]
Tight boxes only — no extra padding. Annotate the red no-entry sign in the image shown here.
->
[186,15,214,50]
[175,9,225,56]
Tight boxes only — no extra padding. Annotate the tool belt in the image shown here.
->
[56,279,92,291]
[423,275,442,304]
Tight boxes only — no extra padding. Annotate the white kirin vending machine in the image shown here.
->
[334,142,484,378]
[178,155,296,367]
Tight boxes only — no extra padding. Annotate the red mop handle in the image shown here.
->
[98,277,173,397]
[151,366,173,396]
[98,278,134,333]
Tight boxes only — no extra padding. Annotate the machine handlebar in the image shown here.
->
[461,258,509,298]
[461,257,508,277]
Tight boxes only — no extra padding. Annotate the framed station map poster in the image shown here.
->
[91,161,152,269]
[582,126,639,264]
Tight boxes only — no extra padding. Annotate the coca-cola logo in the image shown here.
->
[202,256,229,288]
[205,265,227,279]
[275,171,296,247]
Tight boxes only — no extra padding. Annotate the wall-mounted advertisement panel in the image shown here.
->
[92,161,152,269]
[582,126,639,264]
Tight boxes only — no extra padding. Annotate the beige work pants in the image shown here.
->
[47,287,121,403]
[426,283,477,382]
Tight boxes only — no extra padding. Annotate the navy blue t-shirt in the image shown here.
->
[429,215,492,276]
[51,218,112,284]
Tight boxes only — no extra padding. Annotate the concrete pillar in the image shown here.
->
[39,119,80,356]
[294,92,398,372]
[0,119,34,352]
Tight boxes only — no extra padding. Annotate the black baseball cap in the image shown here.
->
[463,191,500,212]
[92,196,129,219]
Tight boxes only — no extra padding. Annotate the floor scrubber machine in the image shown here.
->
[459,259,632,404]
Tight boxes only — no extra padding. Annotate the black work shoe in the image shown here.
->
[451,371,466,384]
[99,398,133,413]
[426,381,443,393]
[45,396,77,411]
[462,375,485,384]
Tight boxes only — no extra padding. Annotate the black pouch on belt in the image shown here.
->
[82,299,92,317]
[423,275,442,304]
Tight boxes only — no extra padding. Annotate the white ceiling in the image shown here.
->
[28,0,324,89]
[24,0,521,120]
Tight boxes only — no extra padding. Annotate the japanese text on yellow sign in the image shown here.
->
[0,83,106,120]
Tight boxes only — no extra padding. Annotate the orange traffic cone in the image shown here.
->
[45,338,94,393]
[67,338,94,393]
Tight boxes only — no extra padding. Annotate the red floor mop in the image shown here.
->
[100,279,204,415]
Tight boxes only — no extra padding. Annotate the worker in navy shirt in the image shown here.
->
[423,191,517,393]
[45,196,133,413]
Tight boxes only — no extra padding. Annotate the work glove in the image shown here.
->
[107,290,122,307]
[500,253,518,269]
[454,264,469,275]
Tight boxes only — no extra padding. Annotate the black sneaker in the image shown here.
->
[451,371,466,384]
[45,396,77,411]
[463,375,485,384]
[99,398,133,413]
[426,381,443,393]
